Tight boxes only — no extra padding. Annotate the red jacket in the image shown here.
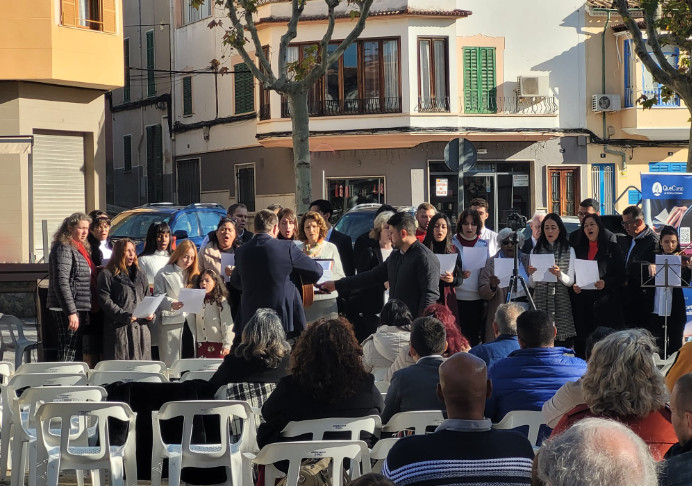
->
[415,228,426,242]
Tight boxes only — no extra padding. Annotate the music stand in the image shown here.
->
[641,258,690,358]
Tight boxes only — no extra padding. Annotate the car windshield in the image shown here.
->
[334,211,376,243]
[110,212,171,239]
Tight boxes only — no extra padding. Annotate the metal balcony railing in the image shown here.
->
[462,95,558,115]
[626,87,680,108]
[416,97,451,113]
[280,97,402,118]
[259,104,271,120]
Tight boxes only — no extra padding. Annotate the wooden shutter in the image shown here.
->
[146,125,164,202]
[123,38,130,101]
[479,47,496,113]
[146,31,156,97]
[123,135,132,172]
[61,0,77,26]
[234,63,254,114]
[463,47,496,114]
[183,77,192,115]
[102,0,117,33]
[463,47,478,113]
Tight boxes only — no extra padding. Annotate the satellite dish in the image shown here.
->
[444,138,477,172]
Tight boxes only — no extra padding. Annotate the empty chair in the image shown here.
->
[178,370,216,382]
[281,416,381,442]
[492,410,547,448]
[374,381,389,394]
[381,411,444,436]
[94,360,167,374]
[151,400,256,486]
[168,358,223,380]
[369,438,399,473]
[87,371,168,386]
[34,401,137,486]
[0,361,14,385]
[0,314,40,370]
[0,373,88,482]
[10,386,107,486]
[16,362,88,375]
[243,440,370,486]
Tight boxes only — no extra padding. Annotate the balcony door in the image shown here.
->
[549,167,580,216]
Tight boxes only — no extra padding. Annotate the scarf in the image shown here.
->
[455,234,479,247]
[302,240,324,257]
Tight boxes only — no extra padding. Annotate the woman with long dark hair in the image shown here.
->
[138,221,172,287]
[84,210,112,367]
[528,213,576,345]
[571,213,625,357]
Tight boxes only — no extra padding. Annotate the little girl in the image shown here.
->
[195,270,234,358]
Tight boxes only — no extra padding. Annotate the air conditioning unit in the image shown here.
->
[517,76,550,97]
[592,94,621,112]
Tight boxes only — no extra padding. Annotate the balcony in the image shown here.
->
[625,87,680,108]
[280,97,402,118]
[461,95,558,115]
[416,97,451,113]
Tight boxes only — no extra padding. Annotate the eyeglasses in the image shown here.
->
[577,211,592,218]
[501,239,512,245]
[621,219,640,228]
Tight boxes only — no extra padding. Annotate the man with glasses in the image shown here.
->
[568,199,617,247]
[621,205,658,328]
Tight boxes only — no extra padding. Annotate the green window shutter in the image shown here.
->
[463,47,496,114]
[123,38,130,102]
[234,63,254,114]
[146,31,156,97]
[183,76,192,115]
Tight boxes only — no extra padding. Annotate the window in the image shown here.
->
[61,0,116,33]
[463,47,496,114]
[418,38,449,112]
[172,212,200,238]
[236,164,255,212]
[146,30,156,97]
[281,38,400,117]
[123,38,130,102]
[182,76,193,116]
[624,40,680,107]
[549,168,580,216]
[146,125,163,202]
[234,63,254,114]
[327,177,385,217]
[123,135,132,173]
[649,162,686,172]
[259,46,271,120]
[182,0,212,25]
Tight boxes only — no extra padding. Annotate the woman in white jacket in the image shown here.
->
[361,299,413,381]
[153,239,200,367]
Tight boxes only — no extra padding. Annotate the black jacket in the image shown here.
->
[382,356,445,423]
[207,354,290,395]
[328,229,355,276]
[352,236,387,315]
[623,226,659,326]
[336,240,440,317]
[238,230,254,245]
[47,241,92,314]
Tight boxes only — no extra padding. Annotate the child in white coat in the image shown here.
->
[196,269,234,358]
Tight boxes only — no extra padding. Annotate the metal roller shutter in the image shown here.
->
[32,133,86,261]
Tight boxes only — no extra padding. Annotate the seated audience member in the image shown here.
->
[382,316,447,423]
[468,302,523,368]
[551,329,676,460]
[662,372,692,485]
[485,310,586,422]
[207,308,291,404]
[257,317,384,448]
[362,299,413,377]
[383,353,534,485]
[535,418,658,486]
[667,340,692,392]
[542,326,615,428]
[347,473,395,486]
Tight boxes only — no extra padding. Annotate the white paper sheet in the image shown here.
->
[530,254,557,283]
[461,247,488,271]
[314,259,334,285]
[220,253,235,282]
[493,258,514,288]
[575,259,599,290]
[436,254,457,275]
[177,288,207,315]
[655,255,682,287]
[132,295,165,319]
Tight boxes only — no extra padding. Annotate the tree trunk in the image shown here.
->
[688,119,692,173]
[288,89,312,214]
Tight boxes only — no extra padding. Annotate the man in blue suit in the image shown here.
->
[230,210,323,339]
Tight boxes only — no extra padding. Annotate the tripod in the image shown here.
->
[505,230,536,310]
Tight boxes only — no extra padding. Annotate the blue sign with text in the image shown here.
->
[641,173,692,200]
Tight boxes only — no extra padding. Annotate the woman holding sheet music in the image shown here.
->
[571,214,625,357]
[422,213,462,328]
[96,238,153,360]
[297,211,345,324]
[649,226,691,354]
[527,213,577,346]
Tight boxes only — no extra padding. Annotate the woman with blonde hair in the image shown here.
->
[47,212,94,361]
[551,329,676,460]
[153,239,200,366]
[97,238,153,360]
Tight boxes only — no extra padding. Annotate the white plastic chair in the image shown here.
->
[16,362,89,375]
[374,381,389,394]
[0,361,14,385]
[0,373,88,482]
[381,410,444,436]
[11,386,107,486]
[151,400,256,486]
[369,438,399,473]
[178,370,216,382]
[168,358,223,380]
[281,416,382,441]
[94,360,167,374]
[35,401,137,486]
[243,440,370,486]
[87,371,168,386]
[0,314,40,370]
[492,410,546,448]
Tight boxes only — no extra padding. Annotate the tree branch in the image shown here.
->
[318,0,339,74]
[642,5,679,78]
[277,0,306,88]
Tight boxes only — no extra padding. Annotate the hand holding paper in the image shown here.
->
[132,295,165,319]
[177,288,207,315]
[530,254,557,283]
[436,254,457,275]
[575,259,599,290]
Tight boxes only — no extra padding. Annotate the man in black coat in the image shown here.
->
[322,212,440,317]
[230,210,323,338]
[621,205,659,329]
[228,203,254,244]
[309,199,355,276]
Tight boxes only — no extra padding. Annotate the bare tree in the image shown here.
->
[202,0,374,212]
[612,0,692,169]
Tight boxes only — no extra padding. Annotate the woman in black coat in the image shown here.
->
[97,238,154,360]
[571,213,626,357]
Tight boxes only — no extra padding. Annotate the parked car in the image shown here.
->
[109,203,227,253]
[333,203,416,246]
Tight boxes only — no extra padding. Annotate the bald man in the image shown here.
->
[383,353,534,485]
[662,372,692,485]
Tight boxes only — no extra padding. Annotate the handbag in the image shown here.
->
[276,458,332,486]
